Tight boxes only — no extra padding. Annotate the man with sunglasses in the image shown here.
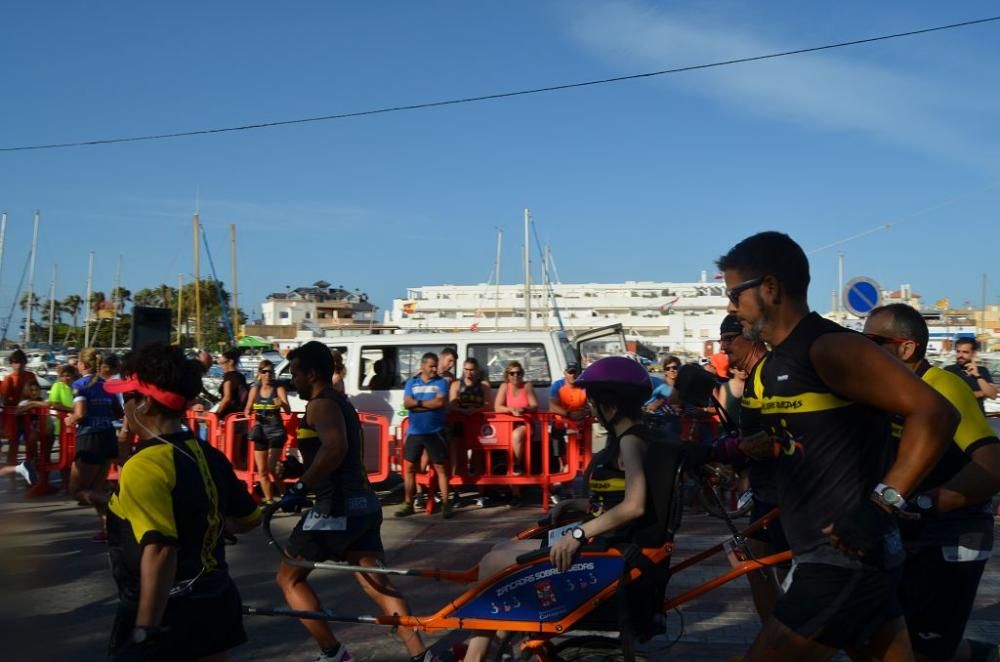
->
[864,304,1000,662]
[548,363,588,476]
[718,231,956,662]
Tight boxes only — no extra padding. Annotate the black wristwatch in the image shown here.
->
[570,527,587,543]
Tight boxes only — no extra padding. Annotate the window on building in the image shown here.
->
[279,311,289,319]
[358,344,457,390]
[467,342,552,387]
[684,329,694,338]
[699,329,709,338]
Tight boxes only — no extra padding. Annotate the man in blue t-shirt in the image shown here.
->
[396,353,452,519]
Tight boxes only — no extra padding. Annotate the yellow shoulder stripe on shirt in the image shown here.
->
[297,427,318,440]
[923,367,998,452]
[743,354,851,414]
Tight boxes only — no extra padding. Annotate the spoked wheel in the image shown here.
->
[551,636,649,661]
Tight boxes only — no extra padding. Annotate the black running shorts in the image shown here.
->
[110,578,247,661]
[899,544,988,660]
[773,562,903,650]
[74,428,119,464]
[403,431,448,465]
[249,423,286,451]
[286,510,384,562]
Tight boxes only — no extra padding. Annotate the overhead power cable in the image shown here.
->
[2,15,999,152]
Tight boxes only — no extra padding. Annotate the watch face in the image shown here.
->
[572,527,585,541]
[915,495,933,511]
[881,487,903,506]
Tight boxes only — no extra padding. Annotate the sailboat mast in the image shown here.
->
[48,265,57,346]
[230,224,239,339]
[494,227,502,331]
[177,273,184,345]
[523,208,531,331]
[25,210,39,345]
[193,213,202,348]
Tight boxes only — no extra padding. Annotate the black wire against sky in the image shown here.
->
[2,14,999,153]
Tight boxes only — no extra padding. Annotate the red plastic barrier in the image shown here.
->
[359,412,392,484]
[186,410,222,450]
[17,405,65,497]
[223,409,393,495]
[401,412,593,512]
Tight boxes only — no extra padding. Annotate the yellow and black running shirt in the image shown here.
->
[107,432,261,597]
[742,313,895,561]
[891,364,998,550]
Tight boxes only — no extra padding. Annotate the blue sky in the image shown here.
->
[1,1,999,332]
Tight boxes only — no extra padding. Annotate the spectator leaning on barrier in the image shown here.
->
[104,342,261,661]
[1,349,39,464]
[944,338,998,413]
[396,352,453,519]
[449,357,494,505]
[548,363,587,473]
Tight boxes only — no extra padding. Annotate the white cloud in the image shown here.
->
[569,2,996,168]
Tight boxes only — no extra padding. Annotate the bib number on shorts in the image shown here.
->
[302,511,347,532]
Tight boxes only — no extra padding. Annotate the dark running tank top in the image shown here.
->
[457,380,485,409]
[296,388,379,517]
[742,313,897,564]
[587,424,683,548]
[252,386,283,428]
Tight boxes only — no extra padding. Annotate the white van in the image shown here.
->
[274,324,626,426]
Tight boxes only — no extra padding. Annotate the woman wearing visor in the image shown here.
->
[104,342,261,662]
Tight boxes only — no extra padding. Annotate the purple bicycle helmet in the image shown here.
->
[575,356,652,400]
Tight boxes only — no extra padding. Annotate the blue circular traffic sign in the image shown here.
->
[843,277,882,317]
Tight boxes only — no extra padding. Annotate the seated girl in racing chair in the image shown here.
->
[462,356,684,661]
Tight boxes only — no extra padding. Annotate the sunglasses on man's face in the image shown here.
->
[726,277,764,305]
[664,365,680,371]
[863,333,916,347]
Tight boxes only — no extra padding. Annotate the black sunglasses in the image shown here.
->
[726,277,764,305]
[507,370,524,376]
[259,369,273,374]
[664,365,680,371]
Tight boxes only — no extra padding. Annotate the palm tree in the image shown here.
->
[19,292,41,339]
[62,294,83,344]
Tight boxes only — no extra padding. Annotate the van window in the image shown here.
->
[467,342,552,387]
[359,344,457,390]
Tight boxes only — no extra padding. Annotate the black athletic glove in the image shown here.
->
[279,481,308,513]
[825,500,896,568]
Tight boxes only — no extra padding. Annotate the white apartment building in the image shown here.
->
[260,281,378,329]
[387,278,732,354]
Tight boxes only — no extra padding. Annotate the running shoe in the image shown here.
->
[395,502,416,518]
[442,502,454,519]
[315,645,354,662]
[474,496,491,508]
[14,461,33,486]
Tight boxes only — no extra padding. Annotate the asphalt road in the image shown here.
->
[3,476,1000,662]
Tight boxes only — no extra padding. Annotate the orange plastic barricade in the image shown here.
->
[222,412,255,490]
[402,412,592,513]
[359,412,392,484]
[186,410,222,450]
[20,405,64,497]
